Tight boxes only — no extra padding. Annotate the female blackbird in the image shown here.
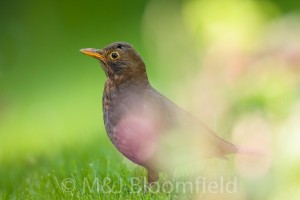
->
[80,42,239,183]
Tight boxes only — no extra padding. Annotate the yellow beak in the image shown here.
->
[80,48,106,61]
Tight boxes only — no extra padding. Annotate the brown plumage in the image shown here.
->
[80,42,238,183]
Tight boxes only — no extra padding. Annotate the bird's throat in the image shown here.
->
[106,73,149,89]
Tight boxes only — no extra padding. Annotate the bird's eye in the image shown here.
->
[110,52,119,60]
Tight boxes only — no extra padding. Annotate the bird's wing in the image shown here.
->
[145,87,238,158]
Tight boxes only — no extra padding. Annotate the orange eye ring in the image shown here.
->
[110,52,119,60]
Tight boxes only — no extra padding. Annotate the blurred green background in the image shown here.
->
[1,0,300,199]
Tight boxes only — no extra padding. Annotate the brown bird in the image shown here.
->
[80,42,240,183]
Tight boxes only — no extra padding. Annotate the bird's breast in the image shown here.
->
[102,81,168,166]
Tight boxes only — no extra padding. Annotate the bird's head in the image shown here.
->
[80,42,148,83]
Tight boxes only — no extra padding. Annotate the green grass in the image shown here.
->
[0,133,200,199]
